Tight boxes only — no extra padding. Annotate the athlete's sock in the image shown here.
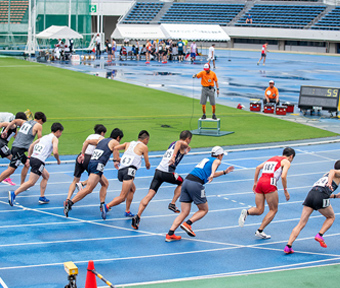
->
[247,210,249,215]
[212,105,216,114]
[202,105,206,114]
[257,229,263,233]
[186,220,193,226]
[168,230,174,236]
[318,232,323,237]
[287,245,292,248]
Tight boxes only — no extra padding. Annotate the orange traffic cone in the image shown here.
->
[85,260,97,288]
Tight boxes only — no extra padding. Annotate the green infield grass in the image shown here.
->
[1,57,337,155]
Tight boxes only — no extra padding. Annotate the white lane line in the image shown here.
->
[0,277,8,288]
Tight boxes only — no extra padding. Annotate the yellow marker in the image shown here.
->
[64,261,78,276]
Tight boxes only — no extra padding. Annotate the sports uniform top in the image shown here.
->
[84,134,102,155]
[12,120,37,150]
[119,141,143,170]
[260,156,285,186]
[90,138,112,166]
[261,44,267,54]
[312,173,338,197]
[157,141,184,173]
[31,133,55,163]
[208,46,215,59]
[0,126,16,145]
[177,41,184,50]
[189,157,216,184]
[0,113,15,123]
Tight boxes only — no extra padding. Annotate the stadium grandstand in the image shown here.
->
[0,0,340,54]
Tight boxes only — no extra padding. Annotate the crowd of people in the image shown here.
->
[0,111,339,252]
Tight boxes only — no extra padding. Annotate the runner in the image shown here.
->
[104,130,151,219]
[8,122,63,206]
[238,147,295,239]
[257,42,268,66]
[63,128,124,218]
[284,160,340,254]
[165,146,234,242]
[208,44,216,69]
[65,124,107,202]
[132,130,192,230]
[0,112,46,186]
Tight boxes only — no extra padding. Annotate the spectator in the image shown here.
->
[145,40,152,64]
[136,41,140,61]
[124,38,129,46]
[95,33,101,59]
[112,38,117,61]
[208,44,216,69]
[130,45,137,60]
[105,39,112,62]
[264,80,279,105]
[141,44,147,57]
[171,43,178,61]
[120,45,127,61]
[190,41,197,63]
[177,38,185,62]
[246,14,253,24]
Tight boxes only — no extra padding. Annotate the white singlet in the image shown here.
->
[84,134,103,155]
[31,133,55,163]
[119,141,143,170]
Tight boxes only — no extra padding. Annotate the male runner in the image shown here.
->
[239,147,295,239]
[132,130,192,230]
[0,112,46,186]
[257,42,268,66]
[146,40,152,64]
[166,146,234,242]
[8,123,63,206]
[284,160,340,254]
[0,112,27,185]
[65,124,107,202]
[104,130,151,219]
[63,128,124,218]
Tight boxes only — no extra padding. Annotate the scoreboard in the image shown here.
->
[298,86,340,112]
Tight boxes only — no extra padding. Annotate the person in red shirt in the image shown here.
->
[257,42,268,66]
[238,147,295,239]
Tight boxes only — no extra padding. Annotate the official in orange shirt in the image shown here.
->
[193,63,219,120]
[264,80,279,105]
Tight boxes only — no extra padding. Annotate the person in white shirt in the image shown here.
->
[8,123,63,206]
[208,44,216,69]
[190,41,197,63]
[95,33,101,58]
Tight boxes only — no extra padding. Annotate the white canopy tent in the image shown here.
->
[160,24,230,41]
[111,24,167,40]
[36,25,83,40]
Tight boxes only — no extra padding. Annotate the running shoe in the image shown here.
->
[8,191,16,206]
[180,222,196,237]
[257,62,259,66]
[131,215,140,230]
[165,234,182,242]
[64,199,72,217]
[168,203,180,213]
[255,230,271,239]
[124,211,134,217]
[75,182,84,191]
[145,61,150,64]
[3,178,16,186]
[212,114,217,120]
[201,114,207,120]
[315,233,327,248]
[100,203,110,220]
[238,209,247,227]
[284,245,294,254]
[38,196,50,204]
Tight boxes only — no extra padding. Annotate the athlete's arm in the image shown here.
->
[327,169,340,191]
[52,137,61,164]
[142,145,151,170]
[169,141,188,165]
[35,123,43,139]
[109,139,120,169]
[28,139,40,158]
[3,119,25,136]
[281,159,291,201]
[78,139,100,163]
[207,159,220,183]
[253,162,265,192]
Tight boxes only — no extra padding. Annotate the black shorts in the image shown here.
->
[87,161,104,177]
[118,166,137,182]
[0,141,11,158]
[74,153,91,178]
[303,187,331,210]
[9,147,27,169]
[261,53,266,57]
[107,49,112,55]
[136,48,139,54]
[149,169,183,193]
[178,50,184,56]
[30,157,45,176]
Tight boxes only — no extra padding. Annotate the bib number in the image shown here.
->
[163,149,174,159]
[96,163,104,172]
[33,143,45,155]
[313,176,328,188]
[20,122,32,135]
[128,168,136,177]
[91,149,104,160]
[1,145,9,154]
[322,199,330,208]
[38,164,44,173]
[270,177,277,186]
[121,155,133,166]
[196,158,209,169]
[263,161,277,173]
[201,189,206,198]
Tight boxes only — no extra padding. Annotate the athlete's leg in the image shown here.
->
[107,179,133,208]
[66,177,80,200]
[39,168,50,197]
[0,166,16,182]
[187,202,209,224]
[125,182,136,212]
[213,59,216,68]
[247,192,265,215]
[287,206,314,246]
[98,175,109,203]
[14,172,40,196]
[171,184,181,205]
[71,173,101,204]
[263,55,267,65]
[137,189,157,217]
[318,205,335,235]
[20,164,29,185]
[169,202,191,232]
[258,191,279,230]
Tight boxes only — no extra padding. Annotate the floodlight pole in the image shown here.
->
[27,0,33,55]
[68,0,71,28]
[33,0,36,52]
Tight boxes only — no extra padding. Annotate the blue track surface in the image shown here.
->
[0,142,340,287]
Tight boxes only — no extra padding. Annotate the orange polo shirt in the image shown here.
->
[196,71,218,87]
[265,86,279,99]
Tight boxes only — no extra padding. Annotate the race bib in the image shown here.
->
[20,122,32,135]
[97,163,104,172]
[121,155,133,166]
[322,199,330,208]
[196,158,209,169]
[163,149,174,159]
[33,143,45,155]
[313,176,328,188]
[263,161,277,173]
[128,168,136,177]
[270,177,277,186]
[91,149,104,160]
[201,189,206,198]
[38,164,44,173]
[1,145,9,154]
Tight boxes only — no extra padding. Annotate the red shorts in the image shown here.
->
[255,178,277,194]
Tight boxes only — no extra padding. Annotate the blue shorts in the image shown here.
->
[180,179,207,205]
[87,161,104,177]
[191,52,196,58]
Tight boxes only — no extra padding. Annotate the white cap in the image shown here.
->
[203,63,210,71]
[211,146,226,156]
[269,80,275,84]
